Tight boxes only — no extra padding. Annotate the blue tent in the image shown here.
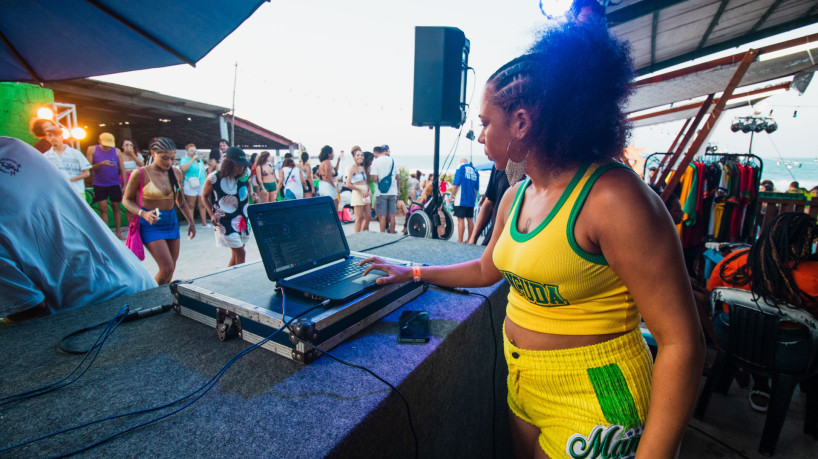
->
[474,161,494,171]
[0,0,267,82]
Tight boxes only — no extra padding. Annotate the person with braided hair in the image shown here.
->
[361,18,704,458]
[122,137,197,285]
[708,212,818,411]
[202,147,257,267]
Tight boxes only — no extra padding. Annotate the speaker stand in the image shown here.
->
[429,125,443,239]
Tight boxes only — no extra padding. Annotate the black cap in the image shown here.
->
[225,147,251,166]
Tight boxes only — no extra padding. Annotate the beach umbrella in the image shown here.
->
[0,0,267,83]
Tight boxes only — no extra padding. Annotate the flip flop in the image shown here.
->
[749,390,770,413]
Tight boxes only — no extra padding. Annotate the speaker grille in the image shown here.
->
[412,27,469,128]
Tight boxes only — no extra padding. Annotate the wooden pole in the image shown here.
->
[655,95,713,188]
[652,117,691,185]
[661,49,759,202]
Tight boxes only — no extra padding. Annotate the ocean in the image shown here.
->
[387,154,818,194]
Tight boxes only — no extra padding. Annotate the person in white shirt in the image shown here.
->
[278,156,306,200]
[0,137,156,324]
[370,145,399,233]
[41,122,92,197]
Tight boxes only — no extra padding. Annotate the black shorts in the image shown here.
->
[93,184,123,203]
[453,205,474,219]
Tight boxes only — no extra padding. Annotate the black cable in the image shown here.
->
[288,329,419,459]
[58,304,174,355]
[686,423,750,458]
[1,301,328,457]
[0,305,129,407]
[358,235,409,252]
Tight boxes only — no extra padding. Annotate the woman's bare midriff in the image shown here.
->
[504,316,627,351]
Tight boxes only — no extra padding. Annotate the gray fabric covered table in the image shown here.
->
[0,232,511,458]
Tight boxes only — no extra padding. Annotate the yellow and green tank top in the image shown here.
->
[492,162,641,335]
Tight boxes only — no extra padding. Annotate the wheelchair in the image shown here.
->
[405,195,453,240]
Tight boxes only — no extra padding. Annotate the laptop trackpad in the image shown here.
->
[352,270,387,285]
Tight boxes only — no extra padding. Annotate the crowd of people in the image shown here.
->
[5,13,817,458]
[23,117,423,282]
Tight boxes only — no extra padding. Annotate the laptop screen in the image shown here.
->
[250,197,349,280]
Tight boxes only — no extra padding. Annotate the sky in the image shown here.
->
[96,0,818,164]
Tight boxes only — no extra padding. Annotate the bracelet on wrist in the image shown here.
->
[138,209,143,217]
[412,265,421,283]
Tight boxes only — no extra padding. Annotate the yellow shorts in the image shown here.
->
[503,326,653,458]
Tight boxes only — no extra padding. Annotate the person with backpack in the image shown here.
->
[370,145,399,233]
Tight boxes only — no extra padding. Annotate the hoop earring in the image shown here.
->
[505,138,529,186]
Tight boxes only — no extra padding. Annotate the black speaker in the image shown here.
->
[412,27,470,128]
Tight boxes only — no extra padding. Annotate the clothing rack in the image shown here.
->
[643,152,763,180]
[644,152,765,247]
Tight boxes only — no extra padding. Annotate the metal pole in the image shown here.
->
[231,62,237,146]
[469,120,473,164]
[433,125,440,207]
[749,130,754,155]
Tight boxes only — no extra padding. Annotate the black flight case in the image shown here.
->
[171,256,426,364]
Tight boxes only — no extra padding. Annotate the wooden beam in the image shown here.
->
[661,50,759,203]
[652,117,691,185]
[635,15,818,76]
[655,94,713,188]
[749,0,785,34]
[635,32,818,87]
[698,0,730,51]
[651,11,659,68]
[606,0,688,27]
[45,81,221,119]
[628,82,791,122]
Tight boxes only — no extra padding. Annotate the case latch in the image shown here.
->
[216,308,242,341]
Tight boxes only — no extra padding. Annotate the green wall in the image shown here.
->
[0,82,55,144]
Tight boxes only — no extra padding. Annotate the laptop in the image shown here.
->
[248,196,389,302]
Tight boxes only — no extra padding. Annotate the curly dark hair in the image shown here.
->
[318,145,333,162]
[255,151,271,168]
[487,18,634,168]
[219,157,245,178]
[719,212,818,312]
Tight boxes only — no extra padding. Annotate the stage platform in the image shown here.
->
[2,231,815,457]
[0,232,511,458]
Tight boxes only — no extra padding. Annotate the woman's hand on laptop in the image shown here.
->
[359,257,411,285]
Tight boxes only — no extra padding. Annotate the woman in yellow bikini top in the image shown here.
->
[359,19,704,458]
[122,138,196,285]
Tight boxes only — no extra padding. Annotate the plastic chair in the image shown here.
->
[694,287,818,455]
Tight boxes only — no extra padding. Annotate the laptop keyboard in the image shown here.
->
[289,259,368,290]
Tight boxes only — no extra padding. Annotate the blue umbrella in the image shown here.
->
[0,0,267,82]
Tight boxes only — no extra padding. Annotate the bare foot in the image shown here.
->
[117,231,124,240]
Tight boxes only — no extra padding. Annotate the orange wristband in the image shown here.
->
[412,265,421,283]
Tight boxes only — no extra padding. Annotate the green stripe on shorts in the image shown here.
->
[587,364,641,428]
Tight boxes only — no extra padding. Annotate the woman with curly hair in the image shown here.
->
[254,151,277,203]
[203,147,257,267]
[708,212,818,411]
[361,18,703,457]
[122,138,196,285]
[317,145,343,207]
